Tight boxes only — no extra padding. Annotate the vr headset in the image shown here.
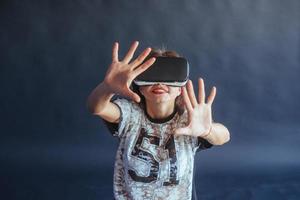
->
[134,57,189,87]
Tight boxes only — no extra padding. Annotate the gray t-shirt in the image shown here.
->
[105,98,212,200]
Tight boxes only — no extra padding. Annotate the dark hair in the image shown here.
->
[131,48,185,115]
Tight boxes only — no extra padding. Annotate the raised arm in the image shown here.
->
[174,78,230,145]
[86,41,156,123]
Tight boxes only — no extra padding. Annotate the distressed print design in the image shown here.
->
[112,98,211,200]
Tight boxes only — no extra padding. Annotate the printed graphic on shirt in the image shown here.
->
[107,98,212,200]
[128,128,179,186]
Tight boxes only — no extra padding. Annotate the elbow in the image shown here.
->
[86,97,99,115]
[219,128,230,145]
[86,99,106,116]
[223,131,231,144]
[86,97,94,114]
[86,103,94,114]
[214,128,230,146]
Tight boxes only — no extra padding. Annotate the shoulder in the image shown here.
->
[104,97,144,138]
[112,96,144,122]
[113,97,142,112]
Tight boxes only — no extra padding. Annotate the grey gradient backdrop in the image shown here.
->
[1,0,300,199]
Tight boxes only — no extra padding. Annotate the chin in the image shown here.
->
[152,97,173,104]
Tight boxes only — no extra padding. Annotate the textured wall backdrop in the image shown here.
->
[1,0,300,199]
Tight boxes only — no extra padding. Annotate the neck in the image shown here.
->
[145,101,176,120]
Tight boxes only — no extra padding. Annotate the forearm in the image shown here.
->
[86,81,114,114]
[202,123,230,145]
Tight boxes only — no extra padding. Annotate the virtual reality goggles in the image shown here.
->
[134,57,189,87]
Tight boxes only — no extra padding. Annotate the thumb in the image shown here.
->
[174,126,190,136]
[126,90,141,103]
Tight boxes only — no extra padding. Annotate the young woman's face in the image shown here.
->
[139,84,181,104]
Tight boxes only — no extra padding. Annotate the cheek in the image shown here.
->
[139,87,150,96]
[176,88,181,96]
[139,88,144,95]
[178,88,182,96]
[170,88,181,97]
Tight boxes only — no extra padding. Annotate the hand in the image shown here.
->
[175,78,216,137]
[103,41,156,102]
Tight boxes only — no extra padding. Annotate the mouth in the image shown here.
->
[151,86,168,94]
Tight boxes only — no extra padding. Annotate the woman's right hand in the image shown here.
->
[102,41,156,102]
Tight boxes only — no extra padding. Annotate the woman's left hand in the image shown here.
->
[175,78,216,137]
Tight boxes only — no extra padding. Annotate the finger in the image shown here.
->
[182,86,193,112]
[112,42,119,62]
[132,57,156,77]
[186,80,198,107]
[198,78,205,104]
[207,86,216,105]
[125,89,141,103]
[174,126,191,136]
[122,41,139,64]
[130,47,152,68]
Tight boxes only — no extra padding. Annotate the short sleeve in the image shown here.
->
[197,137,213,151]
[103,97,133,138]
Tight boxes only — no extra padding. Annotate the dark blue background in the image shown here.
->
[1,0,300,199]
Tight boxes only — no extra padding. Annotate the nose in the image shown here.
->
[154,83,164,86]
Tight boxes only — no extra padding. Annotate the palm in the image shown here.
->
[175,79,216,137]
[103,41,156,102]
[104,62,134,95]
